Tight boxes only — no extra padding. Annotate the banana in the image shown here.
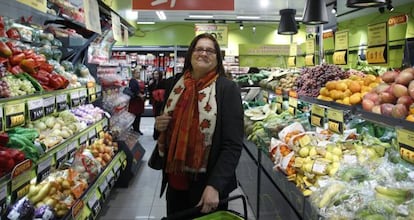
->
[375,191,407,205]
[375,186,412,198]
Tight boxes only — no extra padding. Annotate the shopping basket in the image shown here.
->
[161,194,248,220]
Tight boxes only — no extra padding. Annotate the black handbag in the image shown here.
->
[148,144,164,170]
[123,87,137,98]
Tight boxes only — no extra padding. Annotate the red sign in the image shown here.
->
[388,14,408,27]
[132,0,234,10]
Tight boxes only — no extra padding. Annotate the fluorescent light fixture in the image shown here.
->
[126,10,138,20]
[137,21,155,24]
[236,15,260,20]
[260,0,269,8]
[156,11,166,20]
[189,15,214,19]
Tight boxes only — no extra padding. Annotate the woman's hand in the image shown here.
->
[197,185,219,213]
[155,113,172,132]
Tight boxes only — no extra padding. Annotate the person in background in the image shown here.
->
[148,69,166,140]
[154,33,244,218]
[128,67,145,135]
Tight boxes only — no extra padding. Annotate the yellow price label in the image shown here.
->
[16,184,30,200]
[9,114,25,128]
[367,46,386,64]
[276,103,282,114]
[312,104,325,117]
[276,95,283,103]
[333,51,347,65]
[327,108,344,123]
[328,120,343,134]
[396,129,414,164]
[288,57,296,67]
[289,97,298,107]
[311,115,323,127]
[288,106,296,116]
[305,55,314,66]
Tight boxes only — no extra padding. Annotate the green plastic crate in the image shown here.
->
[194,211,244,220]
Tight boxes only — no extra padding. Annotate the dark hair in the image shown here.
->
[153,69,164,81]
[182,33,225,76]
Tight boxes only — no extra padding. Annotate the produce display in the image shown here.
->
[259,70,300,91]
[235,71,268,87]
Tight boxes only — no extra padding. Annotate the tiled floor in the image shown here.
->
[99,117,256,220]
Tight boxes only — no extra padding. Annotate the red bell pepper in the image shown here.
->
[48,73,68,89]
[23,49,35,59]
[6,41,23,55]
[8,65,24,75]
[9,53,25,66]
[0,150,15,174]
[0,41,12,58]
[0,133,8,146]
[34,54,47,64]
[19,58,39,74]
[39,62,54,73]
[6,28,20,40]
[32,69,50,85]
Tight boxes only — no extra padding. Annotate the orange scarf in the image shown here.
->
[161,71,218,173]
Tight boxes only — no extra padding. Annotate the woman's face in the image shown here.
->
[154,71,159,79]
[191,38,217,77]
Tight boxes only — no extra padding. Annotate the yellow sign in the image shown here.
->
[335,31,349,51]
[288,97,298,116]
[5,103,26,128]
[311,104,325,128]
[84,0,102,34]
[306,38,315,55]
[327,108,343,134]
[311,115,323,127]
[195,24,228,47]
[327,108,343,122]
[17,0,47,13]
[333,51,347,65]
[288,57,296,67]
[290,43,297,56]
[305,55,314,66]
[367,46,387,64]
[368,22,387,47]
[396,129,414,164]
[312,104,325,117]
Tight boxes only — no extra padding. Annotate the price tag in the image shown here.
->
[88,87,96,103]
[0,183,7,215]
[28,98,44,121]
[5,103,25,128]
[55,146,68,168]
[367,46,387,64]
[72,200,84,220]
[80,133,88,146]
[79,89,87,105]
[43,96,55,116]
[396,129,414,164]
[98,180,109,200]
[56,93,68,112]
[305,55,314,66]
[89,128,97,144]
[70,91,80,108]
[67,140,78,159]
[288,98,298,116]
[333,51,347,65]
[103,118,109,131]
[96,123,103,133]
[106,169,115,187]
[0,105,3,132]
[311,104,325,128]
[288,56,296,67]
[96,85,102,99]
[36,156,52,183]
[87,190,101,217]
[11,160,32,201]
[327,108,344,134]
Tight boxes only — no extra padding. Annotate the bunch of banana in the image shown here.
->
[289,172,315,196]
[375,185,413,205]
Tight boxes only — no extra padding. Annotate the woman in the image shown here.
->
[148,69,166,117]
[154,33,244,218]
[128,68,145,135]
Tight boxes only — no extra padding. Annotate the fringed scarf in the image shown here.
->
[158,70,218,174]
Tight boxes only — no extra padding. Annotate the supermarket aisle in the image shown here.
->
[99,117,256,220]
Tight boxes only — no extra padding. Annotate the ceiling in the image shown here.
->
[121,0,412,25]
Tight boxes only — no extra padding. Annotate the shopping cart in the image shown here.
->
[161,194,248,220]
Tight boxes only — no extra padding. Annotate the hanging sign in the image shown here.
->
[327,108,344,134]
[289,43,297,56]
[305,55,314,66]
[5,103,25,129]
[133,0,234,10]
[323,31,334,51]
[43,96,55,116]
[333,51,347,65]
[195,24,228,47]
[306,38,315,55]
[111,12,122,42]
[288,90,298,116]
[311,104,325,128]
[396,129,414,164]
[56,93,68,112]
[28,98,44,121]
[368,22,387,47]
[17,0,47,13]
[388,14,408,42]
[335,31,349,51]
[84,0,102,34]
[288,57,296,67]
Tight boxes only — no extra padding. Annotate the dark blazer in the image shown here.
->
[159,73,244,198]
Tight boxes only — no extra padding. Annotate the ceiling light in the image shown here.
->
[236,16,260,20]
[346,0,386,8]
[387,0,394,11]
[239,23,244,30]
[302,0,328,25]
[260,0,269,8]
[189,15,214,19]
[331,4,337,14]
[137,21,155,24]
[156,11,166,20]
[252,25,256,33]
[278,9,298,35]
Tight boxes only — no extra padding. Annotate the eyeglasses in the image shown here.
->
[194,47,216,55]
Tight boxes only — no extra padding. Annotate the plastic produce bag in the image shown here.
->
[71,151,101,183]
[6,197,35,220]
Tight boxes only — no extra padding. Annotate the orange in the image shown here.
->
[349,93,362,105]
[336,82,348,91]
[406,114,414,122]
[349,81,361,93]
[326,81,336,90]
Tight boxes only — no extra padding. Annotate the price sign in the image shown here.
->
[87,190,101,217]
[56,93,68,112]
[89,128,97,144]
[96,123,103,133]
[305,55,314,66]
[114,162,121,178]
[335,31,349,51]
[79,89,87,105]
[103,118,109,131]
[36,156,52,183]
[396,129,414,164]
[0,105,3,132]
[275,89,283,114]
[106,169,115,187]
[88,87,96,103]
[28,98,44,121]
[71,200,84,220]
[306,38,315,55]
[333,51,347,65]
[327,108,344,134]
[80,133,88,146]
[288,91,298,116]
[43,96,55,116]
[55,146,68,168]
[98,180,110,200]
[311,104,325,128]
[5,103,25,129]
[96,85,102,100]
[0,183,7,216]
[288,57,296,67]
[67,140,78,159]
[11,160,32,201]
[70,91,80,108]
[367,46,387,64]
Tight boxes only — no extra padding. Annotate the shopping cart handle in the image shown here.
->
[161,194,247,220]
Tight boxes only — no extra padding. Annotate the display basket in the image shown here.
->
[161,194,248,220]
